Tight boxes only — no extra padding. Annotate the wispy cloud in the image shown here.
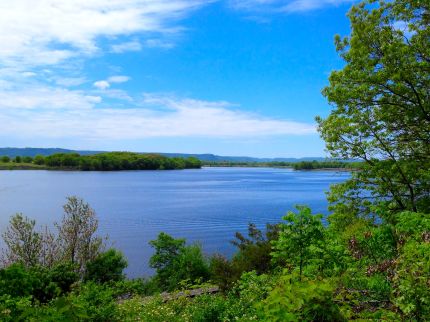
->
[111,39,174,53]
[0,86,101,110]
[0,0,211,68]
[111,40,143,53]
[0,90,316,141]
[0,0,320,149]
[93,75,130,90]
[145,39,175,49]
[54,77,88,87]
[229,0,355,13]
[108,76,131,84]
[93,80,111,90]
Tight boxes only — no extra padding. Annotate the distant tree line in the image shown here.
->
[1,155,33,164]
[0,152,202,171]
[203,161,294,167]
[292,160,362,170]
[203,160,360,170]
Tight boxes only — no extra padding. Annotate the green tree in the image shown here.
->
[33,155,45,165]
[14,156,22,163]
[1,214,42,267]
[149,233,209,291]
[22,156,33,163]
[30,262,79,303]
[1,156,10,163]
[85,249,128,283]
[271,206,325,280]
[390,212,430,320]
[259,274,345,322]
[0,264,35,298]
[317,0,430,228]
[210,223,280,290]
[56,197,104,275]
[149,233,185,290]
[149,232,185,272]
[230,223,279,274]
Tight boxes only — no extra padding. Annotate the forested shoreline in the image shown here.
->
[0,153,360,172]
[202,160,361,170]
[0,152,202,171]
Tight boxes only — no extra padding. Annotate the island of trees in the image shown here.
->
[0,152,202,171]
[0,0,429,320]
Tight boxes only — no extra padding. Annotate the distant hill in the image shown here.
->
[0,147,101,158]
[0,147,328,163]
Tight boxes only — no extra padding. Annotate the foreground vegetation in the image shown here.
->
[0,0,428,320]
[1,197,429,321]
[0,152,201,171]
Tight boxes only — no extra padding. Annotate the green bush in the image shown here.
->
[0,264,35,298]
[259,273,345,322]
[33,155,45,165]
[392,212,430,320]
[0,262,79,304]
[31,262,79,303]
[272,206,326,279]
[149,233,210,291]
[210,223,279,290]
[22,156,33,163]
[0,295,33,322]
[85,249,128,283]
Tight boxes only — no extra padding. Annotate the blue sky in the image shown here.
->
[0,0,357,157]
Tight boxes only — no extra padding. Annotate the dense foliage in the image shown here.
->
[0,152,202,171]
[317,0,430,225]
[0,0,428,320]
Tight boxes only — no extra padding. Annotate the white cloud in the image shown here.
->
[93,76,130,91]
[111,41,143,53]
[55,77,87,87]
[0,92,316,140]
[111,38,175,53]
[21,72,37,78]
[230,0,355,13]
[108,76,131,84]
[282,0,354,12]
[93,80,110,90]
[145,39,175,49]
[0,0,211,68]
[0,0,320,147]
[102,89,134,102]
[0,86,101,110]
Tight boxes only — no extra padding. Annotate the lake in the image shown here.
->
[0,167,349,277]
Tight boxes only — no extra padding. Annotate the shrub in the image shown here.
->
[85,249,128,283]
[33,155,45,165]
[0,264,35,298]
[259,273,345,322]
[210,223,279,290]
[149,233,210,291]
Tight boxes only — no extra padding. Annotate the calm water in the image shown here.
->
[0,167,349,277]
